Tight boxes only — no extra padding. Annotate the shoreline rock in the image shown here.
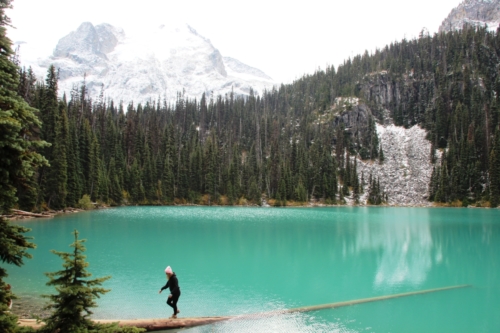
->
[10,295,50,319]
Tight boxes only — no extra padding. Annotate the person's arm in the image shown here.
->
[158,280,170,293]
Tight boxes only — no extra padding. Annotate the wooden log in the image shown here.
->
[264,284,472,316]
[97,317,231,330]
[18,284,472,331]
[11,209,53,218]
[17,317,231,331]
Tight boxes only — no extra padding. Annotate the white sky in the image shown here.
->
[7,0,462,84]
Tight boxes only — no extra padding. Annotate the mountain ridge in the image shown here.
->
[19,22,275,104]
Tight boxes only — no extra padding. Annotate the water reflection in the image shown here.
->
[183,312,359,333]
[354,209,433,288]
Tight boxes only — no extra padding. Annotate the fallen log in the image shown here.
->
[17,317,231,331]
[18,284,472,331]
[11,209,54,218]
[269,284,472,315]
[97,317,231,330]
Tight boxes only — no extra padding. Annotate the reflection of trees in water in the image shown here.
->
[354,215,435,288]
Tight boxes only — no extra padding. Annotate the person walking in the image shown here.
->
[159,266,181,318]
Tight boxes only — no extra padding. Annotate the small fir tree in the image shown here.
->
[42,230,116,333]
[41,230,144,332]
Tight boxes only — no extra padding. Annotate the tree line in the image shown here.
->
[15,66,379,210]
[16,25,500,210]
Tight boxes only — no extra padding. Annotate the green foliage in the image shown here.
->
[367,176,385,205]
[0,213,36,333]
[10,20,500,208]
[41,230,144,333]
[78,194,93,210]
[0,1,48,215]
[490,130,500,207]
[294,181,307,202]
[0,2,40,330]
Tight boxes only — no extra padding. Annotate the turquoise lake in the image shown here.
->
[7,206,500,332]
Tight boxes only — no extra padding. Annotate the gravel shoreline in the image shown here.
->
[10,295,51,319]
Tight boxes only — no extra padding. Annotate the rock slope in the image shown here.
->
[357,123,435,206]
[439,0,500,32]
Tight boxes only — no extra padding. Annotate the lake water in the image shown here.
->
[7,207,500,332]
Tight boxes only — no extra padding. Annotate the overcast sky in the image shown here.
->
[7,0,462,84]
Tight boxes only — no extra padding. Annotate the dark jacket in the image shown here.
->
[161,273,180,295]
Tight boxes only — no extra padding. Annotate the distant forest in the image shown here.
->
[14,25,500,210]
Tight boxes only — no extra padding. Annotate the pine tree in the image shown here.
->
[89,135,101,201]
[294,181,307,202]
[42,230,109,332]
[227,181,235,205]
[379,144,384,163]
[0,1,44,329]
[276,178,287,206]
[45,100,69,209]
[162,155,175,203]
[66,119,82,207]
[435,160,449,203]
[41,230,143,333]
[248,178,261,205]
[490,130,500,207]
[352,159,360,203]
[0,0,48,215]
[0,216,36,333]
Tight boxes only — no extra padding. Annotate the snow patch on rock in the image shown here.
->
[357,123,435,206]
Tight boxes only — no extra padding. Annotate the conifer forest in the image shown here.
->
[8,25,500,210]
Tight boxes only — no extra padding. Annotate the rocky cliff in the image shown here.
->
[439,0,500,32]
[329,98,435,207]
[357,123,436,206]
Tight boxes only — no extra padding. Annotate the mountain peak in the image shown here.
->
[23,22,274,104]
[439,0,500,32]
[53,22,123,61]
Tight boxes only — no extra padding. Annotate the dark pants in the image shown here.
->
[167,291,181,314]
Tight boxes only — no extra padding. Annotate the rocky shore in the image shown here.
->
[10,295,51,319]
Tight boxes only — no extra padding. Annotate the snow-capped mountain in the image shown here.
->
[439,0,500,32]
[18,22,275,104]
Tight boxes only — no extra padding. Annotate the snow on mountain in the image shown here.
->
[18,22,275,104]
[439,0,500,33]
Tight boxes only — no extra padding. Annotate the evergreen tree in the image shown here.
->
[379,144,384,163]
[0,216,36,333]
[0,1,44,329]
[89,135,101,201]
[0,0,48,214]
[367,177,384,205]
[490,130,500,207]
[294,181,307,202]
[66,119,82,207]
[41,230,143,333]
[276,178,287,206]
[45,100,69,209]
